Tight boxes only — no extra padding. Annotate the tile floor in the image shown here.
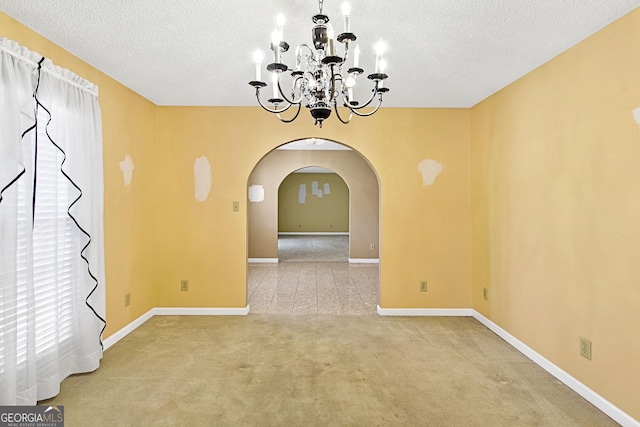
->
[277,234,349,263]
[248,263,379,315]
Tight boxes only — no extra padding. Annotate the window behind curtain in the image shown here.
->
[13,107,79,370]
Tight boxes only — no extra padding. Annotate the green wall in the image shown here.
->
[278,173,349,233]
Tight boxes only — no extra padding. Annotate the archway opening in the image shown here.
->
[246,138,380,315]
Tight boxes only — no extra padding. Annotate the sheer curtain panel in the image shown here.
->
[0,38,106,405]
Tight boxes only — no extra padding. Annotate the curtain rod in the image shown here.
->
[1,38,99,96]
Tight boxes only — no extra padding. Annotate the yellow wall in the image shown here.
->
[279,173,349,233]
[155,107,472,309]
[4,5,640,421]
[471,8,640,420]
[1,12,158,338]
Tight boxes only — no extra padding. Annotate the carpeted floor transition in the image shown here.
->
[40,315,617,426]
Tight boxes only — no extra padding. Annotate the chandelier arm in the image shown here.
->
[255,89,294,114]
[329,66,346,103]
[276,103,303,123]
[277,75,305,105]
[329,65,338,102]
[349,85,381,110]
[349,95,383,117]
[333,101,353,124]
[299,44,315,57]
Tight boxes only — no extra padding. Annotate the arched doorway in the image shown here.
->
[246,138,380,314]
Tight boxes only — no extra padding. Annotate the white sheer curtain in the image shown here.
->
[0,38,106,405]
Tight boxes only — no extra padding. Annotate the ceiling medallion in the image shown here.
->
[249,0,389,128]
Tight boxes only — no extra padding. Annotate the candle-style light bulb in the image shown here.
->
[345,75,356,88]
[342,2,351,33]
[345,75,356,100]
[353,44,360,68]
[327,24,335,56]
[253,49,264,81]
[374,40,385,73]
[272,29,281,63]
[378,59,387,88]
[378,58,387,74]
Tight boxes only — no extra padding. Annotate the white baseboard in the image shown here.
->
[349,258,380,264]
[102,309,154,351]
[101,305,250,351]
[376,306,473,317]
[471,311,639,427]
[153,306,251,316]
[248,258,279,263]
[278,232,349,236]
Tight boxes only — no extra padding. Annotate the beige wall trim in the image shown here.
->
[349,258,380,264]
[472,312,639,427]
[278,232,349,236]
[248,258,279,263]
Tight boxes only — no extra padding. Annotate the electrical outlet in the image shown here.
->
[233,201,239,212]
[370,243,375,250]
[483,287,489,301]
[420,281,427,292]
[580,337,592,360]
[124,293,131,307]
[181,280,189,291]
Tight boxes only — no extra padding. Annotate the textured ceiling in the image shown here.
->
[2,0,639,108]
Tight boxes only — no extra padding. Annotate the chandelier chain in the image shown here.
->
[318,0,324,14]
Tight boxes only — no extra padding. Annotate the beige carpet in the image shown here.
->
[40,315,616,426]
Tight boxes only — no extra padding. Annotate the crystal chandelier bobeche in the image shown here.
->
[249,0,389,128]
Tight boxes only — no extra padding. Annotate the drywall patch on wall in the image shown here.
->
[631,107,640,130]
[311,181,319,195]
[248,185,265,203]
[323,183,331,195]
[194,156,212,202]
[119,154,134,187]
[418,159,445,187]
[298,184,307,204]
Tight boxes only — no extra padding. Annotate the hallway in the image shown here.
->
[248,262,379,315]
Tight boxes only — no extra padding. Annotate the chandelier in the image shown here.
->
[249,0,389,128]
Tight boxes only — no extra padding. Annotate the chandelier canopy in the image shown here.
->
[249,0,389,128]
